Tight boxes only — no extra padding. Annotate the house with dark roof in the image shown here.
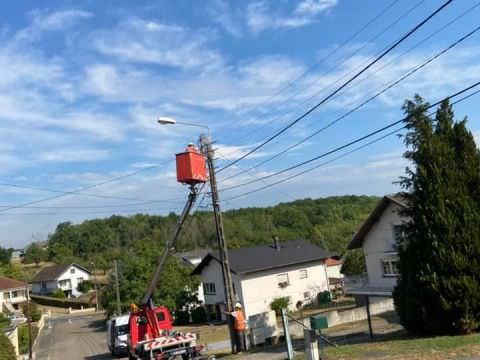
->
[31,263,91,298]
[191,239,331,319]
[345,194,409,299]
[0,277,27,312]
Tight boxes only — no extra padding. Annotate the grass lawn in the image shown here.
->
[321,333,480,359]
[175,323,230,344]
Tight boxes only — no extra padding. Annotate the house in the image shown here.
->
[345,194,409,301]
[0,277,28,312]
[325,258,344,295]
[30,263,91,298]
[174,249,210,304]
[191,239,331,320]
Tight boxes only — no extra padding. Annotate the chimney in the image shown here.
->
[272,236,281,251]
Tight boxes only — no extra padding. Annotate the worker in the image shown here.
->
[229,303,246,353]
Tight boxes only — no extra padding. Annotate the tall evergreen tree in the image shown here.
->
[393,95,480,335]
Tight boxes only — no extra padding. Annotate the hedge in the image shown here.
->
[18,325,39,355]
[30,294,93,309]
[0,332,16,360]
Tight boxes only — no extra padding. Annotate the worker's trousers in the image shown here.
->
[235,330,245,352]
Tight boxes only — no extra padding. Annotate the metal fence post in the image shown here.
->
[281,308,294,360]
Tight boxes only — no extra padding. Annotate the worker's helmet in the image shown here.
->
[235,303,242,309]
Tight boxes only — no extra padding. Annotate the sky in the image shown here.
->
[1,0,480,248]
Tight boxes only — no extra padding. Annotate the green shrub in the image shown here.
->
[51,289,66,299]
[30,294,92,309]
[191,306,207,324]
[0,313,10,331]
[77,280,93,293]
[317,291,332,305]
[174,310,190,325]
[269,297,290,315]
[20,302,42,323]
[18,324,39,355]
[0,332,16,360]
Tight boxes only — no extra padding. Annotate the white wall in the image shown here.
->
[57,265,90,297]
[200,259,227,306]
[0,291,3,313]
[240,261,329,318]
[3,287,27,305]
[362,202,408,289]
[326,265,343,279]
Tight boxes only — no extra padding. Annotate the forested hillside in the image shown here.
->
[46,195,379,269]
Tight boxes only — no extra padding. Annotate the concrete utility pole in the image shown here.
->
[114,260,122,315]
[90,262,99,312]
[200,134,236,352]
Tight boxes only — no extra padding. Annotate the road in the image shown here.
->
[35,312,124,360]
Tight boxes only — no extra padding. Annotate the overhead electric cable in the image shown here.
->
[220,22,480,181]
[219,0,426,147]
[217,0,454,172]
[223,86,480,201]
[221,80,480,192]
[0,159,180,213]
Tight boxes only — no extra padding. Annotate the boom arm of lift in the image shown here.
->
[141,184,200,307]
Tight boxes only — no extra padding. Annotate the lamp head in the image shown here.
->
[157,117,177,125]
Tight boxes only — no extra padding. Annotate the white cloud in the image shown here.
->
[207,0,243,37]
[15,9,93,42]
[92,18,224,71]
[37,148,111,163]
[246,0,337,33]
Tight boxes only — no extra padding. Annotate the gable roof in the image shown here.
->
[174,249,211,268]
[31,263,91,283]
[192,239,331,276]
[0,277,25,290]
[325,258,343,267]
[347,194,408,250]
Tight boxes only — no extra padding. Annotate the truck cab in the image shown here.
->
[107,314,130,357]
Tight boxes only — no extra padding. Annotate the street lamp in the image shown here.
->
[157,117,211,137]
[157,117,237,353]
[90,262,99,312]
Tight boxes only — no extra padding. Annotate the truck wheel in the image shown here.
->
[128,352,136,360]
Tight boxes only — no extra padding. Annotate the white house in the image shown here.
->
[0,277,27,312]
[345,195,409,300]
[325,258,344,294]
[31,263,91,298]
[192,239,331,320]
[174,249,210,304]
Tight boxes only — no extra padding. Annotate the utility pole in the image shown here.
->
[200,134,236,352]
[25,282,33,360]
[114,260,122,315]
[90,262,99,312]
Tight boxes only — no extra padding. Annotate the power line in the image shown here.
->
[0,201,165,209]
[220,22,480,182]
[224,86,480,202]
[0,207,182,216]
[0,159,180,213]
[217,0,454,172]
[219,0,425,148]
[221,81,480,193]
[217,0,405,144]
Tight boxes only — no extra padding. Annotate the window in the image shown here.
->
[59,279,71,288]
[77,277,84,283]
[12,291,18,298]
[299,269,308,279]
[70,268,76,274]
[203,283,216,295]
[303,291,310,300]
[277,273,290,288]
[393,224,406,242]
[41,282,47,290]
[381,259,399,276]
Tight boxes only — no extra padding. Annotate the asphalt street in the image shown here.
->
[35,312,125,360]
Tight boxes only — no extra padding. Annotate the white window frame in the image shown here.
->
[299,269,308,279]
[277,273,290,288]
[203,283,216,295]
[381,259,399,277]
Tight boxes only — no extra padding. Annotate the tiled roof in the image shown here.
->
[325,258,343,267]
[0,276,25,290]
[31,263,91,282]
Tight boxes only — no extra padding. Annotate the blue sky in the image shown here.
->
[1,0,480,247]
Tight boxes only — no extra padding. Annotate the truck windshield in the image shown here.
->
[116,325,129,336]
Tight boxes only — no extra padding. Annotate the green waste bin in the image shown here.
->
[310,315,328,330]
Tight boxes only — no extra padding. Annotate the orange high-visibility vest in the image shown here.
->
[234,310,245,331]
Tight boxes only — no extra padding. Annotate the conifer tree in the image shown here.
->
[393,95,480,335]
